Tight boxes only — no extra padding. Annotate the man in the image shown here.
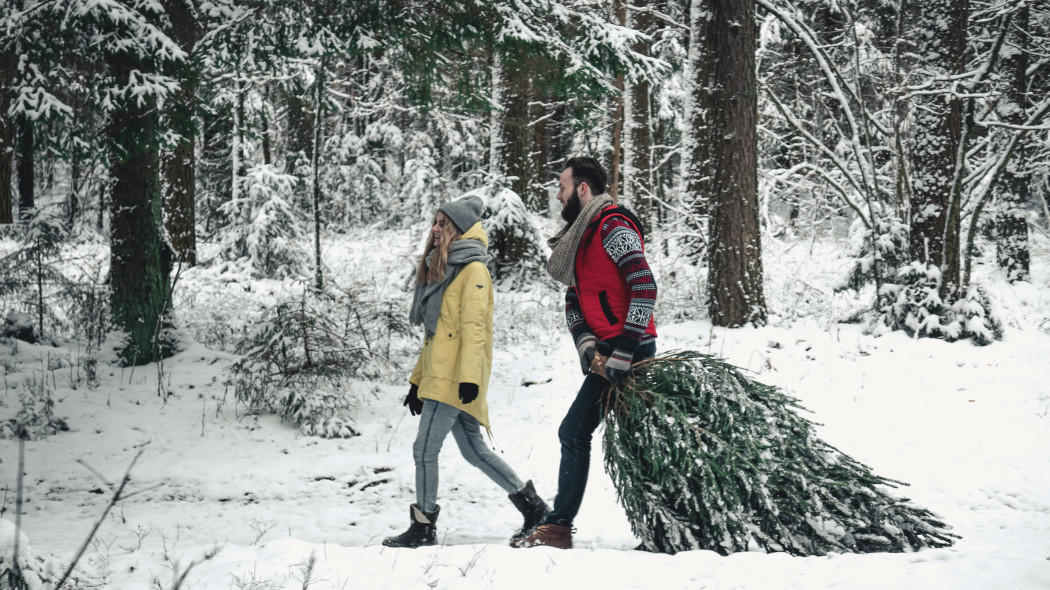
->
[512,157,657,549]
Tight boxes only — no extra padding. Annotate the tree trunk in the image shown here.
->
[905,0,968,300]
[498,55,547,210]
[312,60,325,290]
[627,0,653,233]
[0,42,14,225]
[610,0,627,202]
[682,0,713,259]
[994,5,1030,283]
[530,96,550,214]
[707,0,766,327]
[106,50,172,366]
[162,0,200,266]
[17,114,34,220]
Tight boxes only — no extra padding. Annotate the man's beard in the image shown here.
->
[561,186,582,223]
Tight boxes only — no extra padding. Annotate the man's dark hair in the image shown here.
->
[564,157,607,196]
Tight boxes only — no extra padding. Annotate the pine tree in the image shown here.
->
[603,351,956,555]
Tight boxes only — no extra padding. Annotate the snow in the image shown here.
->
[2,228,1050,590]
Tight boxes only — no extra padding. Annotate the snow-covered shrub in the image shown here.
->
[227,284,411,437]
[870,262,1004,345]
[0,519,96,590]
[2,313,35,344]
[217,165,309,279]
[1,376,69,440]
[328,122,403,226]
[836,204,909,293]
[0,209,66,342]
[478,186,548,289]
[389,141,448,227]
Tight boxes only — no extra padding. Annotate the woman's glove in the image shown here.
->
[404,384,423,416]
[459,383,479,404]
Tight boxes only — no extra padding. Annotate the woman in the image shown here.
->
[383,194,549,548]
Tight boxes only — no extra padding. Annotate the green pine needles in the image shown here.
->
[602,351,957,556]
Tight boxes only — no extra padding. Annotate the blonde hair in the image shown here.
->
[416,214,463,284]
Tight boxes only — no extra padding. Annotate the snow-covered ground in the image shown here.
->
[2,227,1050,589]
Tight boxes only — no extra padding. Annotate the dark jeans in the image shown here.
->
[547,340,656,527]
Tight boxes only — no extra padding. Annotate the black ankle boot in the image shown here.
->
[382,504,440,548]
[508,480,549,539]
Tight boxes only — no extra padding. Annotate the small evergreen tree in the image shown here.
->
[228,283,411,438]
[836,202,909,294]
[478,186,547,289]
[872,262,1004,346]
[218,164,308,279]
[603,351,957,555]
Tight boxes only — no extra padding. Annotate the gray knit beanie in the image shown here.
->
[438,195,485,233]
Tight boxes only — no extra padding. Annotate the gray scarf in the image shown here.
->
[546,193,615,287]
[410,239,489,338]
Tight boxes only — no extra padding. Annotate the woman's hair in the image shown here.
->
[417,214,463,284]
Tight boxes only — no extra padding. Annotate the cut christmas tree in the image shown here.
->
[601,350,957,555]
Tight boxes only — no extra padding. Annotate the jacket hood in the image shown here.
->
[459,221,489,248]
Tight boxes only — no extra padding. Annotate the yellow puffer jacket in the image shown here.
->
[409,222,494,428]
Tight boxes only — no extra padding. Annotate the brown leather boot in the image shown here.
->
[509,523,573,549]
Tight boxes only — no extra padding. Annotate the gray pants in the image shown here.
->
[413,399,525,513]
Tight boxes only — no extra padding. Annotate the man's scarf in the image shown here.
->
[409,239,489,338]
[546,193,614,287]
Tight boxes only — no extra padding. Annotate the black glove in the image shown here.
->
[459,383,479,404]
[404,384,423,416]
[604,348,634,388]
[576,334,597,375]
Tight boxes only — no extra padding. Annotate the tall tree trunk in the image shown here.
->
[610,0,627,202]
[107,50,172,366]
[626,0,653,232]
[682,0,713,259]
[312,60,325,290]
[994,5,1030,283]
[17,114,34,220]
[707,0,766,327]
[530,97,549,214]
[162,0,200,266]
[0,43,14,225]
[499,56,544,210]
[284,81,314,175]
[906,0,968,300]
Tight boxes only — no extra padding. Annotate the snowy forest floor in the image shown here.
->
[3,223,1050,590]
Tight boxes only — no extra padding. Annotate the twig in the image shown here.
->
[54,449,146,590]
[13,437,25,574]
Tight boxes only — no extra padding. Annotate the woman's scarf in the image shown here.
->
[409,238,489,338]
[546,193,614,287]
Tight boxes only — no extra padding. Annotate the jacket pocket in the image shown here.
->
[598,291,618,325]
[431,330,459,378]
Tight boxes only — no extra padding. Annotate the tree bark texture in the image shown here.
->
[0,43,14,224]
[994,5,1030,283]
[627,0,653,233]
[905,0,968,298]
[106,50,171,366]
[162,0,200,266]
[610,0,627,202]
[684,2,712,218]
[499,61,545,211]
[707,0,766,327]
[17,114,34,219]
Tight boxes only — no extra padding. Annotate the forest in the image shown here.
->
[2,2,1050,589]
[1,0,1046,365]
